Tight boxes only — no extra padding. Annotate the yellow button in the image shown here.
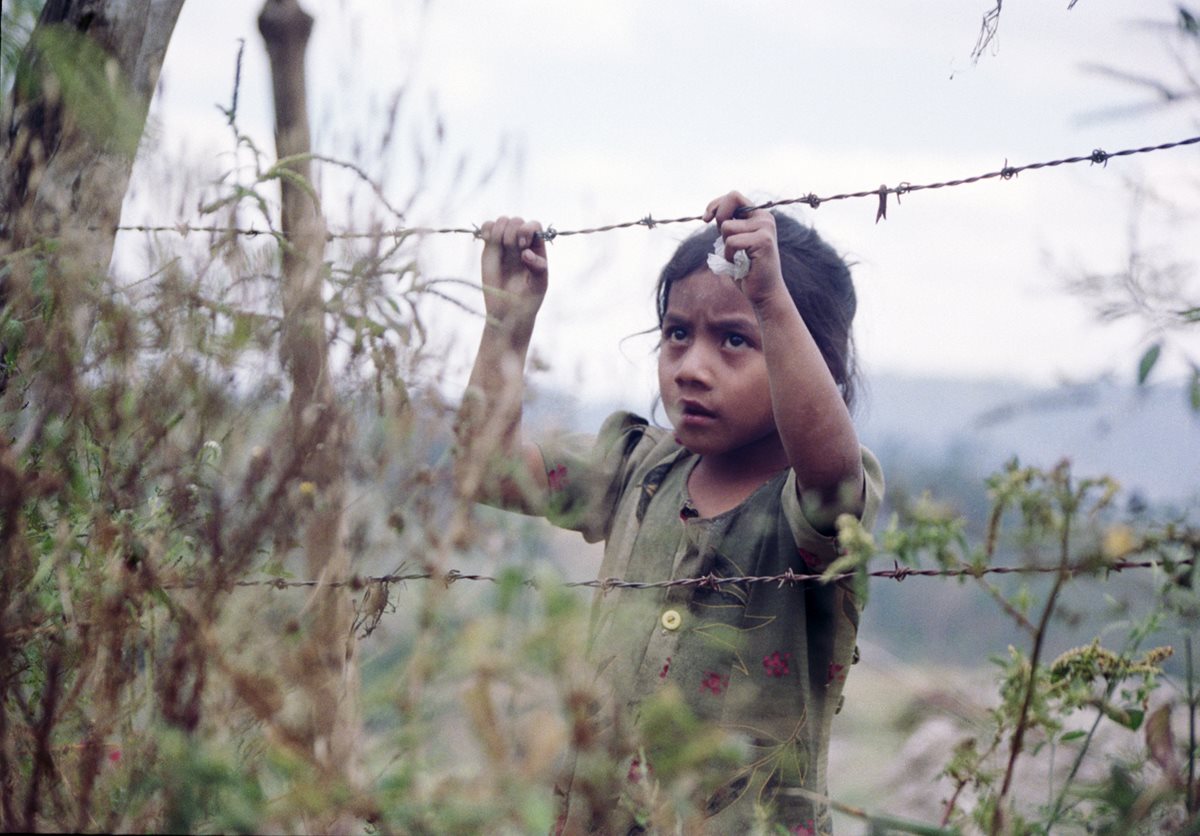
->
[660,609,682,631]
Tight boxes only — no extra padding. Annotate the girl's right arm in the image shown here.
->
[454,216,551,511]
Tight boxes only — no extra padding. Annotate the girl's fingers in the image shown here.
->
[718,216,764,237]
[485,218,517,252]
[500,216,525,250]
[518,219,545,255]
[522,249,548,273]
[501,216,548,258]
[721,212,778,266]
[721,215,774,245]
[704,197,733,223]
[483,216,544,253]
[704,190,753,224]
[482,215,548,279]
[722,233,759,264]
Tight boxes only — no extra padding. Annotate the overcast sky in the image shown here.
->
[123,0,1200,408]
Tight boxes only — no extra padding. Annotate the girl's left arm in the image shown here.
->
[706,192,864,524]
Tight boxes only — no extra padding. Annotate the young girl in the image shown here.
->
[456,192,884,834]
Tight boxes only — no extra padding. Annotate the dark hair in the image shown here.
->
[654,212,859,409]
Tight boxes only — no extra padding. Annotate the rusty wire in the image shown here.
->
[110,135,1200,242]
[158,554,1196,593]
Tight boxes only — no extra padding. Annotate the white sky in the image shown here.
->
[123,0,1200,408]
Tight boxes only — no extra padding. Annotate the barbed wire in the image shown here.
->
[159,554,1196,593]
[122,135,1199,598]
[111,135,1200,243]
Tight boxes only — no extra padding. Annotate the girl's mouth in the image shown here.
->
[678,400,717,425]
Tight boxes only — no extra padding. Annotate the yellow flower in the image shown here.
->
[1101,524,1136,560]
[298,481,317,507]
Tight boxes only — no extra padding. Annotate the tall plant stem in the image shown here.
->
[1042,692,1106,829]
[1188,634,1196,816]
[990,507,1074,834]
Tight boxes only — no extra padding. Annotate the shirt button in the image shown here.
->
[660,609,682,631]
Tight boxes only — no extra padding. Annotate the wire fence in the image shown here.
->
[161,553,1197,593]
[111,135,1200,243]
[115,131,1200,598]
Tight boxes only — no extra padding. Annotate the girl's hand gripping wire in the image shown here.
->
[479,216,548,343]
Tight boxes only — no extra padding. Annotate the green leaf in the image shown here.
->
[229,312,256,350]
[29,25,146,157]
[1103,704,1145,731]
[494,566,526,615]
[1059,729,1088,742]
[1136,343,1161,385]
[261,560,290,578]
[29,555,55,589]
[340,312,385,339]
[1181,7,1199,35]
[1190,366,1200,413]
[1178,306,1200,323]
[1,314,25,351]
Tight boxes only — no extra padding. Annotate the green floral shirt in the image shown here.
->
[538,413,885,835]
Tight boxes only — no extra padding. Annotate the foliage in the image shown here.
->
[0,0,44,97]
[1072,4,1200,411]
[0,35,442,827]
[1,6,1198,836]
[834,459,1198,833]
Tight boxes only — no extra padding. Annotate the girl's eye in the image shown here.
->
[725,333,748,348]
[663,326,688,343]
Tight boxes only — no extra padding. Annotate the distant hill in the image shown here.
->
[856,374,1199,504]
[526,373,1200,505]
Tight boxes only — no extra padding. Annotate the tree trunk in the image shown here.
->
[1,0,187,257]
[0,0,186,392]
[258,2,360,830]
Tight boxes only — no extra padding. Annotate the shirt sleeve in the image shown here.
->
[535,411,653,543]
[780,446,885,567]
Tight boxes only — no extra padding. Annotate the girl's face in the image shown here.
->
[657,270,781,460]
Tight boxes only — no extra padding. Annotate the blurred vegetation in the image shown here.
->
[833,458,1198,832]
[1,3,1197,835]
[0,0,44,97]
[1077,3,1200,411]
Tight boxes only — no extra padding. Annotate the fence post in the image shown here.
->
[258,1,360,829]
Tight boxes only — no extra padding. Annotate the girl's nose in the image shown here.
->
[674,344,713,388]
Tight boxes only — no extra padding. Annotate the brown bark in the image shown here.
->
[1,0,186,272]
[257,1,359,827]
[0,0,186,397]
